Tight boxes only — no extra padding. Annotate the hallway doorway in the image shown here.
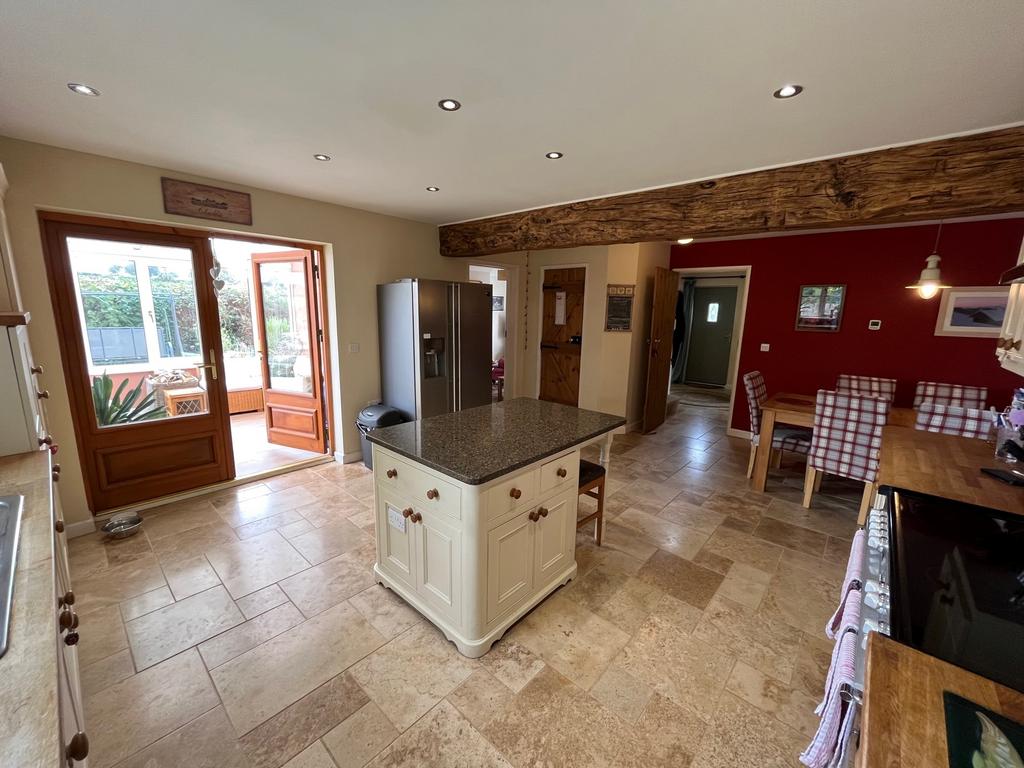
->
[684,285,738,387]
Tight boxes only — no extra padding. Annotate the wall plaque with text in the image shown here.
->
[161,177,253,225]
[605,284,635,331]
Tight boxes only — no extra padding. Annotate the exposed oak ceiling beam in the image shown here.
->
[439,126,1024,258]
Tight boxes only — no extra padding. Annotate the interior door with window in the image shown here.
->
[251,250,326,453]
[539,268,585,406]
[684,286,737,386]
[41,216,234,511]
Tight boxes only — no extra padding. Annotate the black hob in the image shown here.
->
[887,487,1024,691]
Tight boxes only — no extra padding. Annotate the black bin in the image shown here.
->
[356,404,406,469]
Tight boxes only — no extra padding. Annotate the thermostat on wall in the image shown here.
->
[868,320,882,331]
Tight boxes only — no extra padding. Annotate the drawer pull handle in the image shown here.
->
[402,507,414,519]
[556,467,567,478]
[528,510,540,522]
[426,488,438,500]
[538,507,549,518]
[386,468,398,479]
[409,511,422,524]
[37,389,50,399]
[30,364,44,375]
[509,488,522,500]
[66,732,89,762]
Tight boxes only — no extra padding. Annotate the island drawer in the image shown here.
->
[539,450,579,494]
[374,448,461,520]
[486,469,538,523]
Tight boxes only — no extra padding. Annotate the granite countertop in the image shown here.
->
[0,449,60,767]
[367,398,625,484]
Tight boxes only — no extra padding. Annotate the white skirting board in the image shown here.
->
[65,518,97,539]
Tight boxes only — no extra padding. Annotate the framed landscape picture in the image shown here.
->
[934,286,1010,337]
[796,284,845,331]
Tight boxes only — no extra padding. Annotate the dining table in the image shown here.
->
[750,392,916,493]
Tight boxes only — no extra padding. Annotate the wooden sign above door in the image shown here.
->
[161,177,253,226]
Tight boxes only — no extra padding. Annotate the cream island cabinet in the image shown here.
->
[367,398,624,657]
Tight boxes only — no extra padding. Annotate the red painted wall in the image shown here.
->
[670,219,1024,432]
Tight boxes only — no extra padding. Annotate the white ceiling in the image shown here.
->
[1,1,1022,226]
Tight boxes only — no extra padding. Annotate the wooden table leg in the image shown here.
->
[751,409,776,493]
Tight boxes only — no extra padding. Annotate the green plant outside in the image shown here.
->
[91,372,167,426]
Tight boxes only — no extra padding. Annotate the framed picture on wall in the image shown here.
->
[934,286,1010,337]
[796,284,846,331]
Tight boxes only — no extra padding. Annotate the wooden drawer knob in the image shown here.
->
[38,435,53,446]
[402,508,413,519]
[538,507,549,518]
[54,520,65,533]
[59,590,75,607]
[59,608,79,632]
[52,471,60,483]
[66,731,89,762]
[64,631,79,646]
[556,467,567,478]
[409,511,422,524]
[528,510,540,522]
[36,389,50,399]
[426,488,438,500]
[386,468,398,479]
[509,488,522,500]
[30,364,44,375]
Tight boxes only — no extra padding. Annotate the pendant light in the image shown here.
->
[906,222,950,299]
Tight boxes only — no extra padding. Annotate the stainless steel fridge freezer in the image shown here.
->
[377,279,493,421]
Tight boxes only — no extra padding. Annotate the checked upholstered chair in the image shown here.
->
[742,371,812,479]
[803,390,890,518]
[836,374,898,404]
[913,381,988,410]
[915,402,993,440]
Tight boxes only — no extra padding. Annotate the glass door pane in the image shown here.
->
[66,236,211,427]
[257,261,313,393]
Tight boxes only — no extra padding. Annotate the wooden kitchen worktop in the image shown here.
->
[860,633,1024,767]
[878,426,1023,516]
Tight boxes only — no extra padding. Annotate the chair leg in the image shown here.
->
[594,478,605,546]
[746,444,756,479]
[770,448,782,469]
[802,465,817,509]
[813,470,824,492]
[858,482,876,524]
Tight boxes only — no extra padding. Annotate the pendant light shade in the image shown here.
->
[906,223,950,299]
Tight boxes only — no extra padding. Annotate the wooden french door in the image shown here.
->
[41,215,234,511]
[539,267,585,406]
[642,267,680,433]
[251,250,326,453]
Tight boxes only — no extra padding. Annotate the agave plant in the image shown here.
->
[91,372,167,426]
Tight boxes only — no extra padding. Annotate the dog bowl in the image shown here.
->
[101,513,143,539]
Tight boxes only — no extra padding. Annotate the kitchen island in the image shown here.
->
[366,398,625,657]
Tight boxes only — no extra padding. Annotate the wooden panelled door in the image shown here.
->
[642,267,680,433]
[40,215,234,510]
[539,267,585,406]
[251,250,326,453]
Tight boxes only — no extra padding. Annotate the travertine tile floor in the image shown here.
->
[71,403,863,768]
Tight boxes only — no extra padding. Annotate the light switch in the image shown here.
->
[868,320,882,331]
[348,342,361,353]
[759,343,770,352]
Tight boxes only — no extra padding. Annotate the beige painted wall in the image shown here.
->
[489,242,669,426]
[0,136,468,525]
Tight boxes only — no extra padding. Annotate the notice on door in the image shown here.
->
[555,291,567,325]
[387,504,407,533]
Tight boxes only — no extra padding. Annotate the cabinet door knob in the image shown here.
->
[59,608,79,632]
[30,364,44,375]
[409,512,422,524]
[52,471,61,483]
[528,510,540,522]
[426,488,438,500]
[386,468,398,479]
[556,467,567,478]
[37,389,50,399]
[38,435,53,446]
[59,590,75,608]
[54,520,65,533]
[538,507,549,518]
[509,488,522,500]
[64,631,80,646]
[402,507,414,519]
[66,731,89,762]
[53,464,61,474]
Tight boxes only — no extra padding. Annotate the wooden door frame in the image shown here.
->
[250,249,326,453]
[468,262,520,399]
[39,212,235,510]
[534,263,588,402]
[673,265,752,438]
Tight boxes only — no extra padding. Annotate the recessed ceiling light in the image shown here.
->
[773,84,803,99]
[438,99,461,112]
[67,82,100,97]
[313,153,331,162]
[426,186,440,192]
[676,237,694,245]
[545,151,564,160]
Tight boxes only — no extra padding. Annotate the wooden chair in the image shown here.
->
[577,459,606,545]
[915,402,993,440]
[803,390,890,518]
[741,371,811,479]
[913,381,987,410]
[836,374,897,404]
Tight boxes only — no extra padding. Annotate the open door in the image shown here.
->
[641,267,679,433]
[539,267,585,406]
[251,250,326,453]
